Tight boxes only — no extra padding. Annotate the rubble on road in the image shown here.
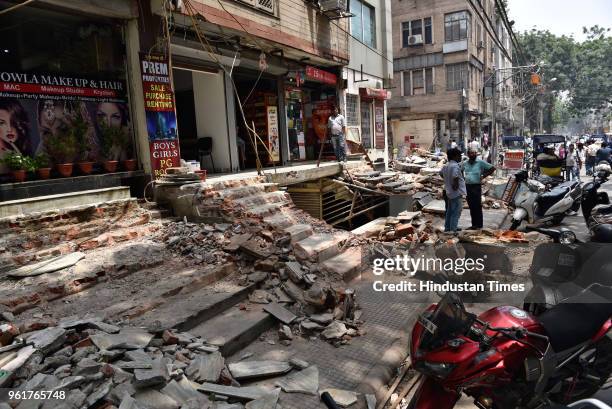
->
[351,211,437,244]
[0,316,367,408]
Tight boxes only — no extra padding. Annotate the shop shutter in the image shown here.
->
[256,0,275,13]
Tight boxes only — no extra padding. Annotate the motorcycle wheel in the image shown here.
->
[550,336,612,403]
[510,219,521,230]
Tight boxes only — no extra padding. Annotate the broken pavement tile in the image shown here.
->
[308,313,333,325]
[288,358,309,370]
[321,321,348,340]
[263,303,296,325]
[26,326,66,355]
[275,365,319,395]
[185,351,224,383]
[197,382,272,401]
[320,388,358,407]
[8,252,85,278]
[228,360,291,380]
[245,388,281,409]
[91,327,154,350]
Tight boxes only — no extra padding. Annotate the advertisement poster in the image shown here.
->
[503,150,525,170]
[267,106,279,162]
[140,53,180,178]
[375,101,385,149]
[0,71,131,174]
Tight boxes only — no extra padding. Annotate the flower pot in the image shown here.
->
[103,160,119,173]
[37,167,52,180]
[56,163,73,177]
[122,159,137,171]
[11,169,26,183]
[77,161,94,175]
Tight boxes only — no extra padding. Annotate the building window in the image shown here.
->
[361,100,372,148]
[446,63,469,91]
[345,94,359,126]
[403,68,434,96]
[444,11,470,42]
[402,17,433,47]
[350,0,376,48]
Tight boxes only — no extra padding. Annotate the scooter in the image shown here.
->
[408,292,612,409]
[581,162,612,243]
[510,170,582,230]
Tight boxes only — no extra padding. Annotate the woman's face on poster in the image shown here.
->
[97,103,122,128]
[0,109,18,154]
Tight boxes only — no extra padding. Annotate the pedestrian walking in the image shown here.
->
[576,142,585,176]
[327,106,346,163]
[462,148,496,229]
[596,141,612,164]
[565,144,578,180]
[586,139,598,174]
[440,148,466,233]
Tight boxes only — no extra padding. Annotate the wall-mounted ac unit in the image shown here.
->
[320,0,346,12]
[407,34,423,46]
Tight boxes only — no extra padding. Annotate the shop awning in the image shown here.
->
[359,88,390,100]
[40,0,138,19]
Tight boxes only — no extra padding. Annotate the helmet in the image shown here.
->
[591,223,612,243]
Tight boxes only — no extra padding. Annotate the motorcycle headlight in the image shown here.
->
[559,230,577,244]
[414,361,456,379]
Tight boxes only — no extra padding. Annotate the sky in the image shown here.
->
[508,0,612,41]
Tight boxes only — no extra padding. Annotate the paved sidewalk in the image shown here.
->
[228,271,428,408]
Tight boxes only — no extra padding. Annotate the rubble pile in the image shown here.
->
[392,149,445,174]
[0,315,364,408]
[350,211,438,245]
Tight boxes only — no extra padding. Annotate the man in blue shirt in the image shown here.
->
[441,148,466,232]
[596,142,612,164]
[462,148,496,229]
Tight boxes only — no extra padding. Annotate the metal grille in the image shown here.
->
[256,0,274,13]
[345,94,359,126]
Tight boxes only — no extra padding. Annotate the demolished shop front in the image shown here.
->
[284,66,339,162]
[0,1,140,200]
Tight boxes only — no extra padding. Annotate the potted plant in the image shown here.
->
[121,136,137,171]
[44,125,77,177]
[34,154,52,179]
[1,152,32,183]
[72,109,94,175]
[99,122,125,173]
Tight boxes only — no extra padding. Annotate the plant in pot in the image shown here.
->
[1,152,31,183]
[99,121,125,172]
[44,126,77,177]
[121,135,137,171]
[72,109,95,175]
[34,154,52,179]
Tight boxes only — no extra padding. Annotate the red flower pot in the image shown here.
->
[103,160,119,173]
[37,168,51,180]
[122,159,137,171]
[11,169,26,183]
[78,161,94,175]
[56,163,73,177]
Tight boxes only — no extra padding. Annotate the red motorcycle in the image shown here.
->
[408,292,612,409]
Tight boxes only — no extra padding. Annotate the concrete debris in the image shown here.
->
[91,327,154,350]
[7,252,85,278]
[244,388,281,409]
[288,358,309,370]
[228,360,292,380]
[197,382,273,401]
[185,351,224,382]
[275,365,319,395]
[320,388,358,407]
[365,393,376,409]
[263,303,297,325]
[321,321,348,340]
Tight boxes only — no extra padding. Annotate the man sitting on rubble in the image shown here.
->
[462,148,496,230]
[441,148,466,233]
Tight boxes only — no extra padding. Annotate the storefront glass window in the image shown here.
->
[345,94,359,127]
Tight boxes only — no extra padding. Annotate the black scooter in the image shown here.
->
[581,162,612,242]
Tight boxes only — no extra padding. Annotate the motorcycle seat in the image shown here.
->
[538,301,612,352]
[593,204,612,216]
[537,186,571,212]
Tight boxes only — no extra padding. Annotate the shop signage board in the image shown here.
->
[359,87,390,100]
[139,52,180,179]
[305,66,337,85]
[503,150,524,170]
[267,106,280,162]
[0,71,130,174]
[374,101,385,149]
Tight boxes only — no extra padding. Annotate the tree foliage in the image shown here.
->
[517,26,612,130]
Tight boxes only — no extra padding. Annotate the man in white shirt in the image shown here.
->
[327,106,346,162]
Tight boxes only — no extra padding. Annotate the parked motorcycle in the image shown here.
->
[581,162,612,243]
[408,292,612,409]
[510,170,582,230]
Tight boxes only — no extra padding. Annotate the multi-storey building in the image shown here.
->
[387,0,515,154]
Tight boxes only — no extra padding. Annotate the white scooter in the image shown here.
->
[510,170,582,230]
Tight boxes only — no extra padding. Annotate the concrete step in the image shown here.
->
[0,187,132,218]
[213,183,277,200]
[284,224,314,243]
[320,246,364,282]
[204,177,265,192]
[294,232,350,263]
[232,191,290,209]
[263,214,297,230]
[189,304,275,357]
[245,202,292,218]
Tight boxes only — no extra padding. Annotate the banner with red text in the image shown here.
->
[140,53,180,178]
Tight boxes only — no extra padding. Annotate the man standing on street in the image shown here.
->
[462,148,496,230]
[441,148,466,233]
[327,106,346,163]
[586,139,598,174]
[596,141,612,164]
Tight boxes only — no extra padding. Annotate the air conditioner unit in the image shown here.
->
[407,34,423,46]
[478,40,485,49]
[320,0,346,12]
